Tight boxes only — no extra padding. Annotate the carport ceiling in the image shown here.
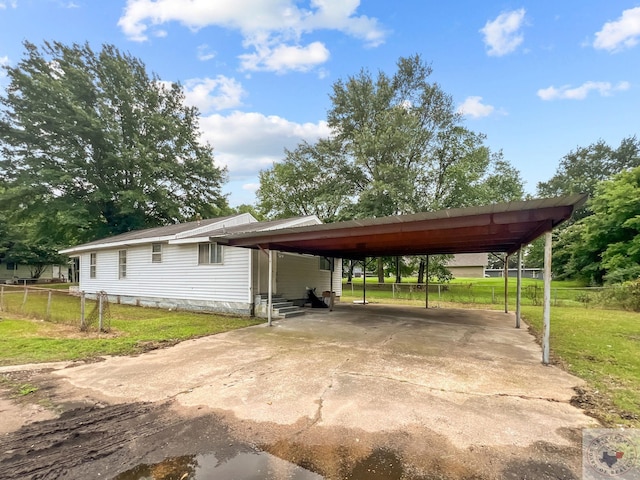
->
[227,194,588,259]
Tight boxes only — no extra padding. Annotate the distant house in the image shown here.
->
[59,214,342,317]
[1,262,65,284]
[446,253,488,278]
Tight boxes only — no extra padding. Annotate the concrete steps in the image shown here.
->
[258,294,305,319]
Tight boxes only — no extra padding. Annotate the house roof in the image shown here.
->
[226,195,588,259]
[447,253,489,268]
[59,214,320,255]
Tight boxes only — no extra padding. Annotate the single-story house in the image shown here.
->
[446,253,488,278]
[1,262,66,284]
[59,213,342,317]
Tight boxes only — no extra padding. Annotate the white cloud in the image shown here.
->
[0,55,8,77]
[480,8,526,56]
[537,81,630,101]
[239,41,329,73]
[182,76,246,113]
[199,111,330,176]
[593,7,640,52]
[118,0,385,72]
[242,183,260,192]
[457,96,495,118]
[0,1,17,8]
[197,44,216,61]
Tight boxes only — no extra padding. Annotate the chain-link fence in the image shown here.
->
[342,282,637,311]
[0,285,111,332]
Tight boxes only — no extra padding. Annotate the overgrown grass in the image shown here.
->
[0,306,262,366]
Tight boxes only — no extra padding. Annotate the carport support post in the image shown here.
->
[516,247,522,328]
[504,254,509,313]
[542,231,552,365]
[362,258,367,304]
[329,257,334,311]
[268,249,273,327]
[425,255,429,309]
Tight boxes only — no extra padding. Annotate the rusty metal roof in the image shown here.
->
[227,194,588,259]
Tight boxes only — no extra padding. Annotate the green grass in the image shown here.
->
[0,305,261,366]
[342,277,607,308]
[521,305,640,427]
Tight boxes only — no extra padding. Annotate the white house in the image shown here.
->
[59,213,342,317]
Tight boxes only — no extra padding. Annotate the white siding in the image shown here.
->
[276,253,342,300]
[78,243,251,304]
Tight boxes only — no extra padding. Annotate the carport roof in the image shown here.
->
[226,194,588,259]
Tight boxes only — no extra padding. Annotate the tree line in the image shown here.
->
[1,41,637,285]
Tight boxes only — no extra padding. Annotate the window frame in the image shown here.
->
[118,249,127,279]
[89,252,97,279]
[198,242,223,265]
[151,243,162,264]
[319,256,332,271]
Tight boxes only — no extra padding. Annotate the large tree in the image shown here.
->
[258,55,523,281]
[561,166,640,284]
[0,41,228,249]
[527,136,640,270]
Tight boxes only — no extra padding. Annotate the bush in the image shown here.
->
[594,280,640,312]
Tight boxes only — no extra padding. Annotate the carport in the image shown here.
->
[227,194,587,365]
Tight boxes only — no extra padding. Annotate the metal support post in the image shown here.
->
[516,248,522,328]
[504,254,509,313]
[268,249,273,326]
[542,231,552,365]
[425,255,429,309]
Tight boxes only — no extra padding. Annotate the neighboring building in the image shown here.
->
[446,253,488,278]
[485,268,544,279]
[59,214,342,317]
[1,262,65,283]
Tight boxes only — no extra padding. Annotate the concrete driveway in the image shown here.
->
[54,303,596,452]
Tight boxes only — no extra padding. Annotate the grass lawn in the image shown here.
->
[0,305,262,366]
[341,288,640,428]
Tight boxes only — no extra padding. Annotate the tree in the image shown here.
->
[0,41,228,250]
[257,139,361,222]
[258,55,523,281]
[563,167,640,284]
[528,136,640,270]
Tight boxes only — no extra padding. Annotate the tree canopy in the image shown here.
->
[0,41,228,254]
[257,55,523,223]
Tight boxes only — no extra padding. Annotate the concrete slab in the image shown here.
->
[53,303,597,451]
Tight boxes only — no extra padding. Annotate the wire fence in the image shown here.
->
[0,284,111,332]
[342,282,638,311]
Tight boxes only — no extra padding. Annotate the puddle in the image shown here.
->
[114,447,407,480]
[114,451,323,480]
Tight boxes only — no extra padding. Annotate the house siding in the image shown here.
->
[78,243,252,314]
[0,263,61,281]
[276,253,342,302]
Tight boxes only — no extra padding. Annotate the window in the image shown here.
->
[198,243,223,264]
[319,257,332,271]
[151,243,162,263]
[118,250,127,279]
[6,262,16,271]
[90,253,97,279]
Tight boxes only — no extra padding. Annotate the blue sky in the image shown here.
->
[1,1,638,206]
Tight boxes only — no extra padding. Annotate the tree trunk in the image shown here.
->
[347,259,354,283]
[395,256,401,284]
[417,259,425,284]
[377,258,385,283]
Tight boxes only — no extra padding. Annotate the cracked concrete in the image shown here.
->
[51,303,597,451]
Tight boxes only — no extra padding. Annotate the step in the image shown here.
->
[271,301,293,309]
[274,305,301,315]
[279,310,306,318]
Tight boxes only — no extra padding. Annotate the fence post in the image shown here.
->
[438,284,441,302]
[492,287,496,304]
[392,283,395,299]
[22,285,28,309]
[46,291,52,320]
[80,291,86,330]
[0,285,4,312]
[98,293,104,331]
